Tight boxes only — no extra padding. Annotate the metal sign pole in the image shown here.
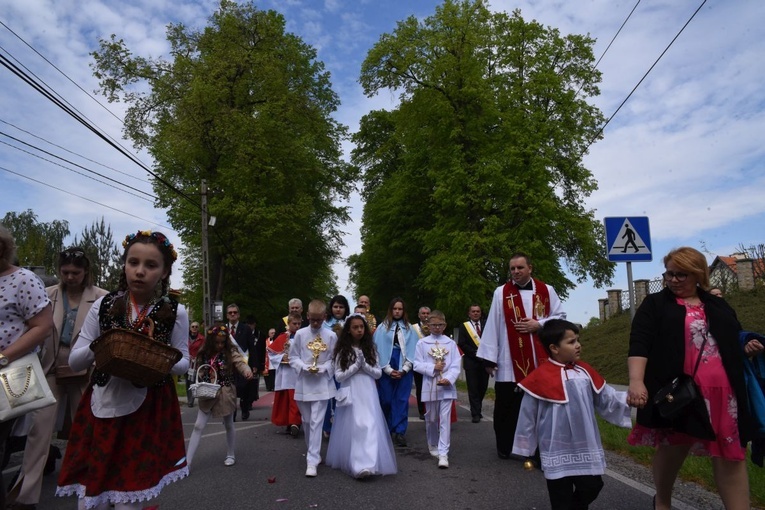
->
[626,261,636,320]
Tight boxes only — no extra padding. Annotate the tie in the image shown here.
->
[475,321,481,336]
[230,324,236,338]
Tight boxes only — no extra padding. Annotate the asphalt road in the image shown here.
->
[14,380,727,509]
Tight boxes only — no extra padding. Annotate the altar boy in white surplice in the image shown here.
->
[289,300,337,478]
[512,319,631,510]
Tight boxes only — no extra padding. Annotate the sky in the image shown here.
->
[1,0,764,326]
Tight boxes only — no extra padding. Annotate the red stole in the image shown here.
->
[270,332,289,353]
[502,279,551,380]
[518,359,606,403]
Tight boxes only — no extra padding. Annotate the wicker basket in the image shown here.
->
[190,364,221,399]
[91,328,182,386]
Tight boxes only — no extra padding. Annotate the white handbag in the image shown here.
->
[190,364,221,400]
[0,352,57,422]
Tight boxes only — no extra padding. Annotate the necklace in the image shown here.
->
[126,292,156,331]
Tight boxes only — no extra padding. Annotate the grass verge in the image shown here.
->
[597,418,765,509]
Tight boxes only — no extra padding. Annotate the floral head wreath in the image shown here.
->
[208,325,228,337]
[122,230,178,262]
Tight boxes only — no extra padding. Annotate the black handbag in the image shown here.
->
[653,332,716,440]
[653,374,699,420]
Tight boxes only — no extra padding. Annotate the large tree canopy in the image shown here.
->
[91,0,356,323]
[351,0,613,320]
[1,209,69,273]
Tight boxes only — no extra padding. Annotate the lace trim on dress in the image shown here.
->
[55,465,189,508]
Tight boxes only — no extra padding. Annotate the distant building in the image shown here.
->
[709,253,764,293]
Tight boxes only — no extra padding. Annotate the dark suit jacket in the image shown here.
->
[457,318,486,370]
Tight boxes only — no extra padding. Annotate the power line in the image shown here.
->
[0,137,155,203]
[0,26,246,271]
[593,0,641,70]
[0,50,202,213]
[0,131,156,201]
[0,20,124,124]
[0,165,172,230]
[0,118,154,188]
[585,0,708,150]
[574,0,641,99]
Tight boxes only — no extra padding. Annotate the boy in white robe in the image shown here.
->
[413,310,461,469]
[289,300,337,477]
[513,319,631,510]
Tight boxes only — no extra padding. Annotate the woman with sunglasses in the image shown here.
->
[627,246,762,510]
[11,247,108,509]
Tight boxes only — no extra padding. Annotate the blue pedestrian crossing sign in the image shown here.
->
[604,217,652,262]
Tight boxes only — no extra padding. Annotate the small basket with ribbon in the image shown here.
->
[91,317,182,386]
[190,364,221,400]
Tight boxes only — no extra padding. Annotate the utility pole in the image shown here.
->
[201,179,212,327]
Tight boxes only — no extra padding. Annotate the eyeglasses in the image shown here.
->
[227,311,239,315]
[663,271,689,282]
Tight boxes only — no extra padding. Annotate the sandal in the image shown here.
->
[224,456,236,466]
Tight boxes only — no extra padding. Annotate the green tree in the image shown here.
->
[90,0,356,327]
[352,0,614,320]
[71,217,122,290]
[1,210,69,273]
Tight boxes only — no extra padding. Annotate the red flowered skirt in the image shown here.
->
[271,389,302,426]
[56,382,188,508]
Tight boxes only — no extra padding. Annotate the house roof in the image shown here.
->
[710,255,765,276]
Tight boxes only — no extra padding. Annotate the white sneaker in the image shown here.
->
[356,468,371,479]
[438,455,449,469]
[305,465,318,477]
[428,445,439,457]
[224,456,235,466]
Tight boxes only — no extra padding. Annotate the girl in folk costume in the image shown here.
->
[326,315,397,479]
[373,297,419,448]
[56,230,190,510]
[269,313,303,436]
[186,325,253,468]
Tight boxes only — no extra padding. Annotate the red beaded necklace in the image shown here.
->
[126,292,156,331]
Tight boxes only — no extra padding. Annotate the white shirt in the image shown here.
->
[476,282,565,382]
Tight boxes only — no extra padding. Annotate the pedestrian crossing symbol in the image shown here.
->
[604,217,652,262]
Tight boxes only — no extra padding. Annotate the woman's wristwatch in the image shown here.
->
[0,353,9,367]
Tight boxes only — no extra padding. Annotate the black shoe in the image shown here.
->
[419,413,425,420]
[497,450,510,459]
[289,424,300,437]
[471,416,481,423]
[242,410,250,421]
[394,434,407,447]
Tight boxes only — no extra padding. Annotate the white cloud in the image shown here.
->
[2,0,764,321]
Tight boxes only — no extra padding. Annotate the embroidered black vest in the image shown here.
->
[94,291,179,387]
